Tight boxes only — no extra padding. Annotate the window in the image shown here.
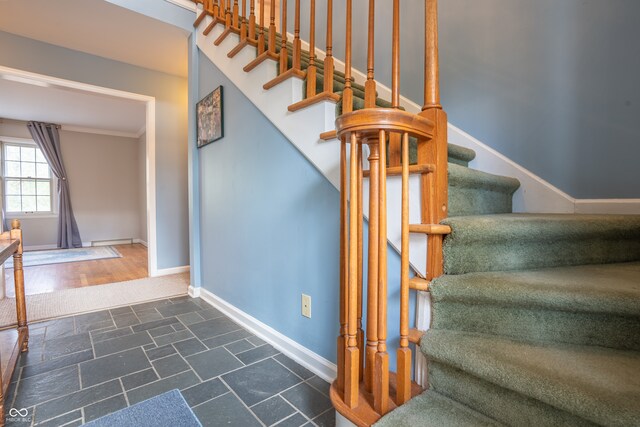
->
[3,143,54,214]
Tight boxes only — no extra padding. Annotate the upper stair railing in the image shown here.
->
[192,1,449,425]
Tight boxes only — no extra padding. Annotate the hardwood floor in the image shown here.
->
[4,244,148,297]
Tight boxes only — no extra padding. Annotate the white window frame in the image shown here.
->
[0,139,58,219]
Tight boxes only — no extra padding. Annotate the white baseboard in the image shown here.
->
[152,265,190,277]
[133,239,148,247]
[23,244,58,252]
[188,285,201,298]
[91,238,134,247]
[198,287,337,383]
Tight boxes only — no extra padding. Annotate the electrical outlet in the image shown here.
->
[301,294,311,318]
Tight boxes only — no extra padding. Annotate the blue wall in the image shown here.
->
[197,53,414,364]
[0,31,189,269]
[292,0,640,198]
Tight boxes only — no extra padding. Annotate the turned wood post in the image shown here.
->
[396,132,412,404]
[388,0,402,167]
[364,0,376,108]
[258,0,266,54]
[374,130,389,415]
[249,0,257,39]
[342,0,353,114]
[365,140,380,393]
[323,0,335,94]
[11,220,28,352]
[279,0,288,73]
[306,0,317,98]
[267,0,277,54]
[337,138,348,394]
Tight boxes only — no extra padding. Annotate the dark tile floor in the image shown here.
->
[5,296,335,427]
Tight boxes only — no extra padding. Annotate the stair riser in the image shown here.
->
[432,302,640,351]
[448,186,514,217]
[444,239,640,274]
[428,362,597,427]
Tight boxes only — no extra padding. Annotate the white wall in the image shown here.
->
[0,119,146,249]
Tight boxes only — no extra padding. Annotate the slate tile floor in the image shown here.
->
[5,296,335,427]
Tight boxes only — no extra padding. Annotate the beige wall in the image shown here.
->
[0,119,146,248]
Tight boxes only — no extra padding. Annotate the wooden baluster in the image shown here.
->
[11,220,28,352]
[365,140,379,393]
[293,0,302,70]
[305,0,317,98]
[356,142,364,381]
[374,130,389,415]
[228,0,257,58]
[279,0,288,73]
[364,0,376,108]
[243,0,278,71]
[286,0,339,110]
[214,0,238,45]
[267,0,277,54]
[323,0,335,94]
[194,0,210,27]
[342,0,353,114]
[344,133,360,409]
[264,0,306,90]
[239,0,247,41]
[396,131,412,405]
[233,0,239,28]
[258,0,266,54]
[203,0,222,36]
[337,138,348,394]
[249,0,257,40]
[388,0,401,167]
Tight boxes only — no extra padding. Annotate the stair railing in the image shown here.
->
[191,0,449,424]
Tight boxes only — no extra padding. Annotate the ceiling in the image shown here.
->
[0,0,189,77]
[0,76,146,136]
[0,0,187,135]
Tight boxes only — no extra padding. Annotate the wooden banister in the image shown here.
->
[287,0,339,110]
[263,0,306,90]
[227,0,257,58]
[243,0,278,72]
[200,0,450,424]
[214,0,241,45]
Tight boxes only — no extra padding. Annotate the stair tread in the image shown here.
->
[375,390,502,427]
[431,261,640,316]
[449,163,520,193]
[421,329,640,427]
[442,213,640,274]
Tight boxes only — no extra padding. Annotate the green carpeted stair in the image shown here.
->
[269,32,640,427]
[374,143,640,426]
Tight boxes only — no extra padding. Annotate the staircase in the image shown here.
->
[191,1,640,426]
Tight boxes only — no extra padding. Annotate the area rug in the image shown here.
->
[4,246,122,269]
[0,273,188,327]
[85,389,201,427]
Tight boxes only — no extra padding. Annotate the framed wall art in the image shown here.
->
[196,85,224,148]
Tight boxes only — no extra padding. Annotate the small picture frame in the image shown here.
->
[196,86,224,148]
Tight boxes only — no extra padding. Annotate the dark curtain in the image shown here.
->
[27,121,82,248]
